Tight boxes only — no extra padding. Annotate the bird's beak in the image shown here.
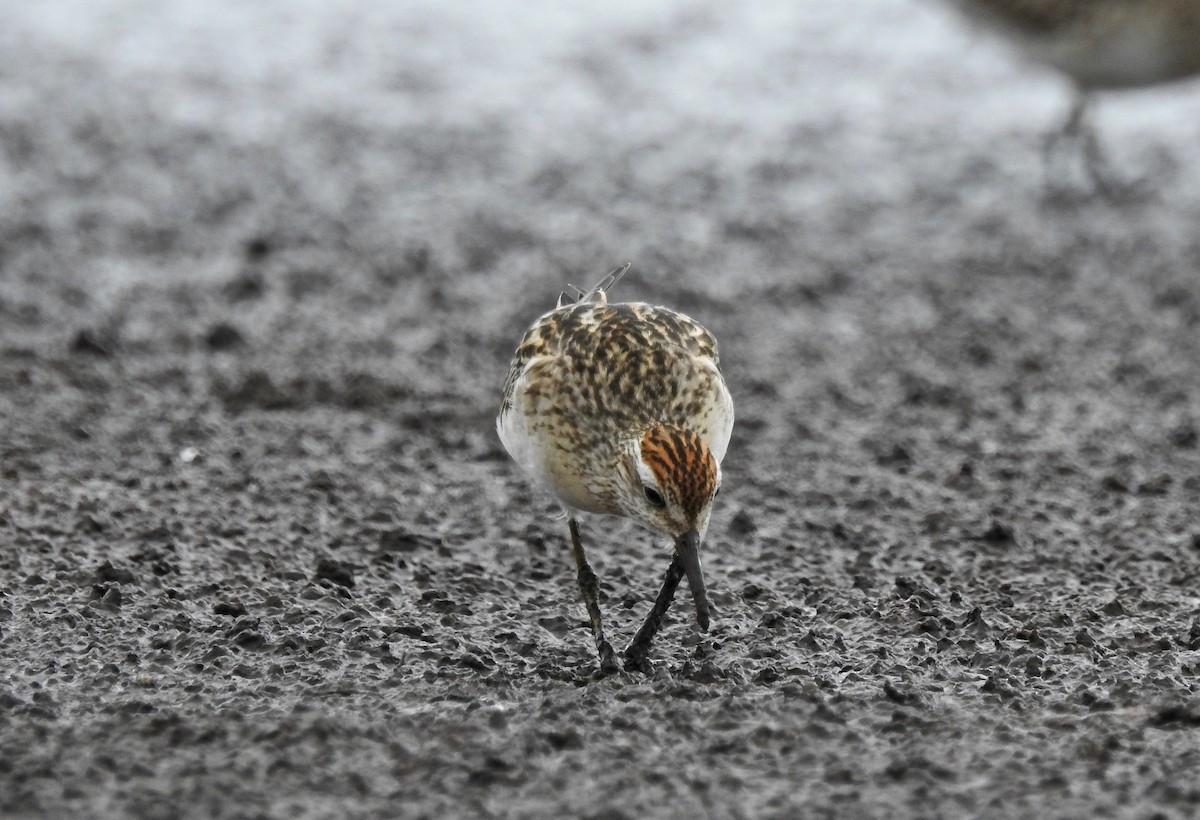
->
[676,529,710,631]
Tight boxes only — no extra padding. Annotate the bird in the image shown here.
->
[941,0,1200,191]
[496,264,734,675]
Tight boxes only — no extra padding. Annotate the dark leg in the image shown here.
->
[1062,91,1089,141]
[623,552,686,673]
[1043,93,1088,189]
[1071,94,1117,196]
[568,518,618,675]
[1045,91,1130,198]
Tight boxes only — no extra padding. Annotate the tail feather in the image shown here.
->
[556,263,631,308]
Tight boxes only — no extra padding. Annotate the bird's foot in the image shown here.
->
[597,641,620,677]
[1089,171,1154,204]
[564,652,620,686]
[1041,126,1153,205]
[622,649,655,676]
[1042,172,1153,207]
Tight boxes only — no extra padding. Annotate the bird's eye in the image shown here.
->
[644,486,666,508]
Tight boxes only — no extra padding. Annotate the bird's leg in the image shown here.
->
[568,518,619,676]
[1062,90,1089,141]
[623,551,686,674]
[1071,93,1119,196]
[1045,91,1127,198]
[1043,91,1089,189]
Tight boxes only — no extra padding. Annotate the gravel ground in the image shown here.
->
[3,1,1200,818]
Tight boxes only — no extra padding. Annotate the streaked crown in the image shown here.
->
[636,423,719,523]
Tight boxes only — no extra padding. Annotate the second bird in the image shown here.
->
[944,0,1200,188]
[497,265,734,676]
[947,0,1200,90]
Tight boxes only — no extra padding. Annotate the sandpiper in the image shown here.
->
[943,0,1200,190]
[497,265,734,675]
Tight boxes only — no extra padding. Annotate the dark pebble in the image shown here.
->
[1148,704,1200,729]
[315,558,355,588]
[1168,424,1197,449]
[728,509,758,536]
[980,520,1017,546]
[70,329,114,357]
[94,561,137,586]
[379,528,443,552]
[244,237,273,261]
[213,601,247,617]
[204,322,244,351]
[223,270,264,302]
[962,607,991,637]
[1102,598,1128,617]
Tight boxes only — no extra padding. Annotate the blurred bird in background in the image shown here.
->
[942,0,1200,192]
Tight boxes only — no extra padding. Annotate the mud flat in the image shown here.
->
[2,1,1199,817]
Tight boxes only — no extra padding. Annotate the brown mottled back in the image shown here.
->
[499,301,725,449]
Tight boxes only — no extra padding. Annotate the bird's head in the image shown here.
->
[620,422,722,630]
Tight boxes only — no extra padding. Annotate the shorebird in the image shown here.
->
[497,265,734,675]
[942,0,1200,190]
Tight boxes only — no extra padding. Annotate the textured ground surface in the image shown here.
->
[3,1,1200,817]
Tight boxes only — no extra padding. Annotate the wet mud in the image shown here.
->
[2,1,1200,817]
